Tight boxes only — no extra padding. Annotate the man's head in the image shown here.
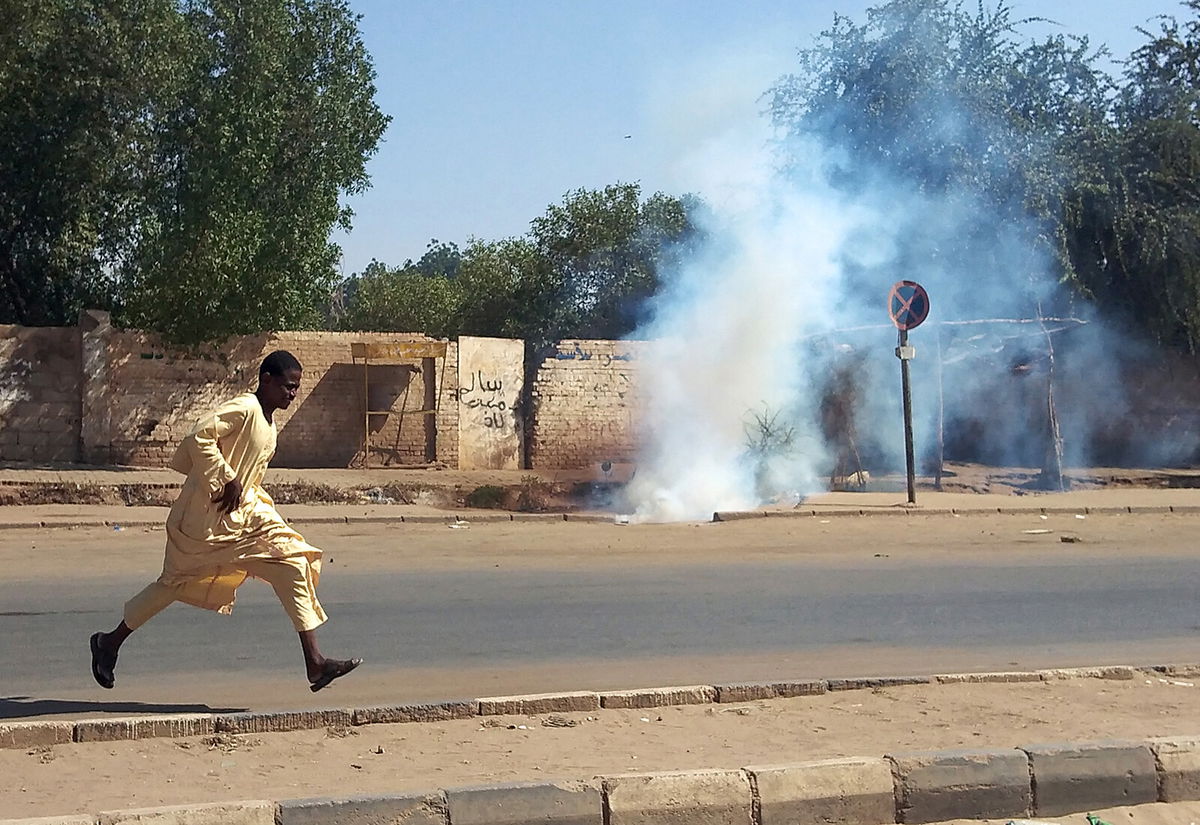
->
[258,350,302,411]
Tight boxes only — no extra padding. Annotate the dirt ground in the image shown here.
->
[4,675,1200,819]
[945,802,1200,825]
[2,460,1199,510]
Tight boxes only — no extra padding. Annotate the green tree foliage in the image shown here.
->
[0,0,184,326]
[1,0,388,344]
[336,183,700,343]
[768,0,1200,349]
[768,0,1113,306]
[529,184,699,339]
[336,259,461,338]
[1065,1,1200,349]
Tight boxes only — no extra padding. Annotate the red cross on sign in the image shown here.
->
[888,281,930,331]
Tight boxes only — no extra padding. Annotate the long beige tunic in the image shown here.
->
[158,392,323,619]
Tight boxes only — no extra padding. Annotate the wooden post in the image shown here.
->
[362,352,370,469]
[1037,309,1066,491]
[422,356,437,463]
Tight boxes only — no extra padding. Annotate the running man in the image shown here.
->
[90,350,361,692]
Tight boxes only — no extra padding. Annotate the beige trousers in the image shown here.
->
[124,558,326,632]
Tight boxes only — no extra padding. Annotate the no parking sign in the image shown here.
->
[888,280,930,331]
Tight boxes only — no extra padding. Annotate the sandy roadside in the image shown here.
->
[5,674,1200,819]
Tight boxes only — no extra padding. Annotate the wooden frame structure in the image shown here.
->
[350,341,449,468]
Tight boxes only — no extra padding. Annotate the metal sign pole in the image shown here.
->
[897,328,917,505]
[887,280,929,508]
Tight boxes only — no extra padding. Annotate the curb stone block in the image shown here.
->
[934,671,1042,684]
[1037,666,1134,681]
[600,686,716,709]
[214,709,351,734]
[74,715,214,742]
[603,769,753,825]
[97,800,275,825]
[1152,663,1200,678]
[745,758,895,825]
[1151,737,1200,801]
[827,675,933,691]
[478,692,600,715]
[445,780,601,825]
[770,679,828,697]
[714,681,825,703]
[1022,742,1157,816]
[0,721,73,749]
[711,511,766,522]
[278,792,447,825]
[352,701,475,725]
[714,683,776,703]
[888,748,1031,823]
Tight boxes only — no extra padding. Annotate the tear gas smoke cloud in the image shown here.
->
[623,34,1196,523]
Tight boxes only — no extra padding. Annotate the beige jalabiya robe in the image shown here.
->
[157,392,324,621]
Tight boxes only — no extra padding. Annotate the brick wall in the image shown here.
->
[0,318,654,471]
[103,329,458,468]
[0,324,81,462]
[529,339,648,468]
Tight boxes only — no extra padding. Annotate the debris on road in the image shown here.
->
[541,715,577,728]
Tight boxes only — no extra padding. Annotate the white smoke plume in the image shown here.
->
[622,22,1189,523]
[626,125,877,521]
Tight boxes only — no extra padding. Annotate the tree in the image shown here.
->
[337,184,701,343]
[767,0,1114,315]
[529,183,700,340]
[1064,1,1200,350]
[0,0,184,326]
[121,0,389,344]
[455,238,553,339]
[335,259,461,338]
[0,0,388,344]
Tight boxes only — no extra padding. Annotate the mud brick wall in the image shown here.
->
[105,330,458,468]
[529,339,648,469]
[270,332,459,468]
[0,325,81,462]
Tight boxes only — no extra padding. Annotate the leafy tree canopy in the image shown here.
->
[769,0,1200,350]
[336,183,701,344]
[0,0,388,345]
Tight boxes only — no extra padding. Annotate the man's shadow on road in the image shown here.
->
[1,696,245,719]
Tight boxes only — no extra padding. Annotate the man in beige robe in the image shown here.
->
[90,350,361,692]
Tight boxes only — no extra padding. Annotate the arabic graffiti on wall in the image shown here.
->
[458,369,510,429]
[555,343,635,367]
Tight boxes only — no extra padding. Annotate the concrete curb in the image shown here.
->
[714,504,1200,521]
[0,664,1180,751]
[1020,740,1159,816]
[887,748,1032,823]
[0,513,585,530]
[5,502,1200,531]
[16,734,1200,825]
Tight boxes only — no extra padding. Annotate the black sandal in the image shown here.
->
[309,657,363,692]
[90,632,117,689]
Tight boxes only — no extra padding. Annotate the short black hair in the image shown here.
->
[260,350,302,377]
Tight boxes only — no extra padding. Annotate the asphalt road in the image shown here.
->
[3,513,1199,718]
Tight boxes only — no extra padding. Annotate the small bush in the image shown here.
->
[265,482,358,505]
[515,475,555,512]
[464,484,509,509]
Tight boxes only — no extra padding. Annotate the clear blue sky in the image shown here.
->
[332,0,1177,276]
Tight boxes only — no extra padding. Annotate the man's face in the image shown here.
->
[262,368,302,410]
